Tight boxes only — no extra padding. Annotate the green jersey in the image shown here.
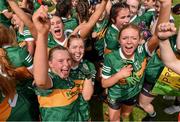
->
[102,44,149,100]
[104,24,120,54]
[48,33,67,48]
[17,26,34,43]
[0,0,11,27]
[62,17,78,32]
[93,19,109,57]
[145,35,177,85]
[4,45,33,68]
[35,72,81,121]
[131,9,155,29]
[0,92,36,121]
[70,60,96,120]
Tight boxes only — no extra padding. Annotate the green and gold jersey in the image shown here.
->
[34,72,81,121]
[0,0,11,27]
[145,35,177,85]
[102,44,149,100]
[93,19,109,57]
[104,24,120,54]
[4,45,33,68]
[70,60,96,120]
[0,92,36,121]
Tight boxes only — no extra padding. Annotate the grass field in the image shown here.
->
[89,0,180,121]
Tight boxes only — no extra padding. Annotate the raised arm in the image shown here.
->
[147,0,172,54]
[7,0,37,38]
[158,22,180,74]
[33,6,52,89]
[72,0,108,39]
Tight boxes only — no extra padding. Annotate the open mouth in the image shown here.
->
[54,29,61,35]
[124,46,134,53]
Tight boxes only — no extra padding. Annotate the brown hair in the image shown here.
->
[0,48,16,98]
[0,24,17,47]
[67,34,84,48]
[48,45,69,61]
[119,23,141,38]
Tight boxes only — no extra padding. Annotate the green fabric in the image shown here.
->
[132,10,155,28]
[16,26,34,43]
[144,35,177,85]
[47,33,67,48]
[6,45,34,69]
[104,24,120,51]
[70,8,78,19]
[0,93,36,121]
[7,93,36,121]
[102,45,148,100]
[5,46,33,68]
[63,17,78,31]
[93,19,109,56]
[0,0,11,27]
[35,72,82,121]
[70,60,96,120]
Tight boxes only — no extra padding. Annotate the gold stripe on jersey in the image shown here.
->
[74,80,85,93]
[38,87,79,108]
[0,97,12,121]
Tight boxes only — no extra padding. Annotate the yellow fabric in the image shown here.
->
[74,80,84,93]
[0,97,12,121]
[38,87,79,108]
[158,67,180,89]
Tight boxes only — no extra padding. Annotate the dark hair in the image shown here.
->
[119,23,141,38]
[67,34,84,47]
[76,1,90,22]
[55,0,72,18]
[48,45,68,61]
[109,2,129,24]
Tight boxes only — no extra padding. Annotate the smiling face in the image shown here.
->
[114,8,131,30]
[126,0,140,18]
[68,37,84,63]
[50,16,65,41]
[49,49,72,79]
[119,26,140,59]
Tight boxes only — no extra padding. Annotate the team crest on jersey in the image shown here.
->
[137,45,143,54]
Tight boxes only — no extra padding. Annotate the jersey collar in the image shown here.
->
[119,48,135,62]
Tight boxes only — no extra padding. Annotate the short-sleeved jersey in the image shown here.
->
[16,26,34,43]
[48,33,67,48]
[104,24,120,54]
[0,0,11,27]
[93,19,109,57]
[145,35,177,85]
[34,72,81,121]
[102,45,149,100]
[0,93,36,121]
[70,60,96,120]
[4,46,33,68]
